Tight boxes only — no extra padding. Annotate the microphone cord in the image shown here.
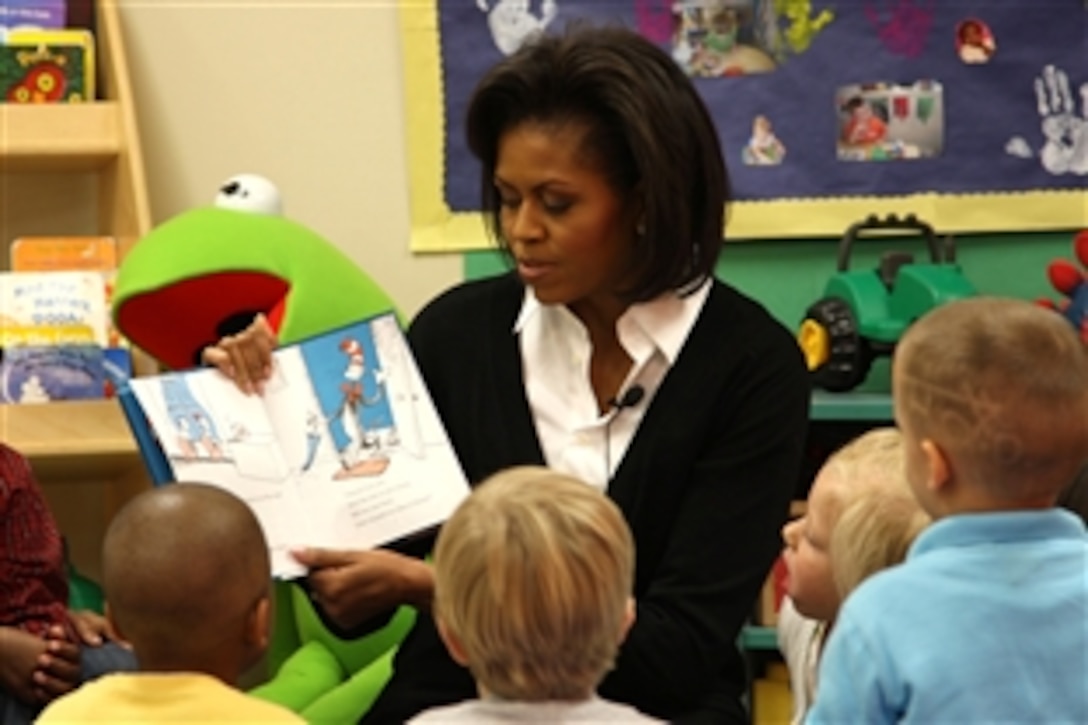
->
[604,385,645,482]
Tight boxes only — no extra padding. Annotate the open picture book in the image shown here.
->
[121,311,470,579]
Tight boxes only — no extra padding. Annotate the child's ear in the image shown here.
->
[921,438,951,492]
[435,615,470,668]
[618,597,636,644]
[246,595,271,652]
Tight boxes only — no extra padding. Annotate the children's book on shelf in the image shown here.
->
[0,27,94,103]
[0,269,110,346]
[0,344,104,403]
[122,311,472,579]
[11,235,117,274]
[10,236,131,392]
[0,269,111,403]
[0,1,67,31]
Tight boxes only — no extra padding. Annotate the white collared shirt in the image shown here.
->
[514,281,710,490]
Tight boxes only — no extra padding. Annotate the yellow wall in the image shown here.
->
[118,0,460,319]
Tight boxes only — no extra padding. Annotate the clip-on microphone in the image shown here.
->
[605,384,646,479]
[609,384,645,411]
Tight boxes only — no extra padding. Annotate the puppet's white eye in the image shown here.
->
[214,174,283,216]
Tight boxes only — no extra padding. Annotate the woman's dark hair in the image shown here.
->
[465,24,730,301]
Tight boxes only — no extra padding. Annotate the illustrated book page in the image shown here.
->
[127,312,471,578]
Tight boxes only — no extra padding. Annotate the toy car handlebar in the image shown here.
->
[837,213,942,272]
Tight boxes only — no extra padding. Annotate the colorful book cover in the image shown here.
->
[0,344,105,403]
[127,311,471,579]
[11,236,117,272]
[0,270,109,347]
[10,237,130,395]
[0,1,66,31]
[11,236,123,345]
[117,381,173,485]
[102,347,131,398]
[0,28,94,102]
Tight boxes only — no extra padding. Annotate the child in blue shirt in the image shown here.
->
[809,297,1088,724]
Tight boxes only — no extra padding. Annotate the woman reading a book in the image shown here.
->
[206,24,809,724]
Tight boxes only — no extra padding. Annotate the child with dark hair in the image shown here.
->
[37,482,302,722]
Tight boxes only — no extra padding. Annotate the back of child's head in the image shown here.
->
[102,482,271,674]
[432,465,635,701]
[895,297,1088,504]
[819,426,907,523]
[830,488,930,599]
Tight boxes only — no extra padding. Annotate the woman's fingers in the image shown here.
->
[211,314,278,395]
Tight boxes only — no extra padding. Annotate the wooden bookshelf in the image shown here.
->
[0,400,138,480]
[0,103,122,171]
[1,2,153,579]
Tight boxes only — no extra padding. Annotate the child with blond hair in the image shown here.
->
[410,466,660,723]
[778,427,929,724]
[809,297,1088,723]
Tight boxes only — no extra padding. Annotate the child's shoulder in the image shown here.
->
[836,561,917,623]
[0,442,56,526]
[0,443,44,505]
[0,442,33,477]
[409,698,663,723]
[408,701,480,723]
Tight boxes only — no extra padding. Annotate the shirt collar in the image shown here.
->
[909,508,1087,559]
[512,279,711,365]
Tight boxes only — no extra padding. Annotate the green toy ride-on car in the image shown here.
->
[798,214,977,392]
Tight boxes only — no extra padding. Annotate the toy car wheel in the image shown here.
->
[798,298,872,392]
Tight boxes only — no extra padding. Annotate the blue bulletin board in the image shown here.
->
[400,1,1087,252]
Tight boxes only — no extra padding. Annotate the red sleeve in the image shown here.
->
[0,445,69,635]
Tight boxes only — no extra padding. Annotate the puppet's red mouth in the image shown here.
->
[115,271,289,371]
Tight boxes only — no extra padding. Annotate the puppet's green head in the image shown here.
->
[113,175,398,370]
